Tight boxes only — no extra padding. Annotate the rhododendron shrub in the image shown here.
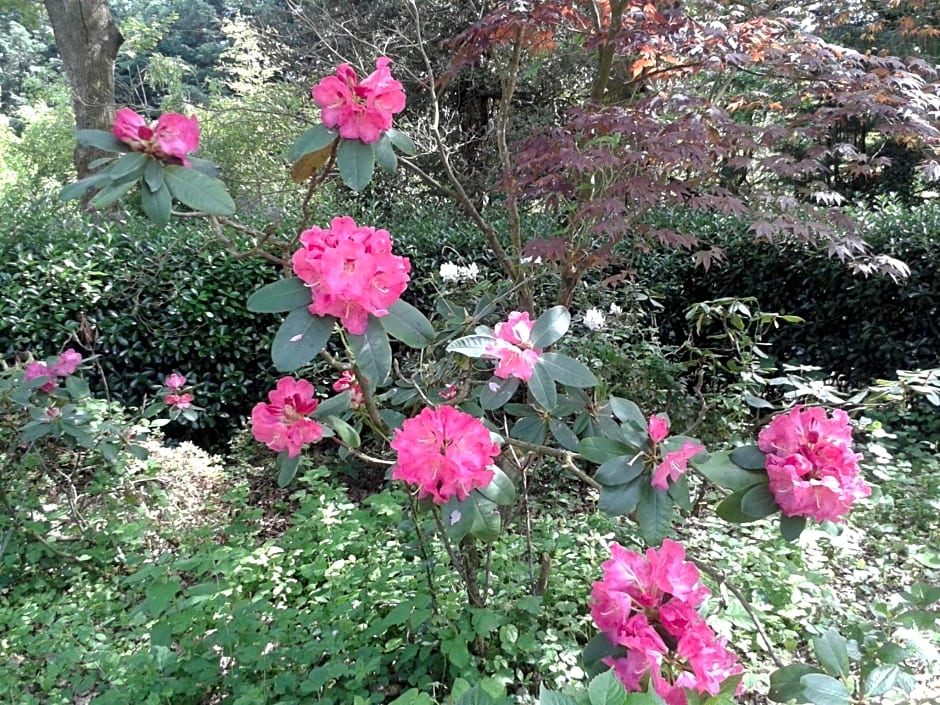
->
[291,216,411,335]
[311,57,406,144]
[24,349,84,393]
[590,540,742,703]
[251,377,324,458]
[758,406,870,523]
[391,405,500,504]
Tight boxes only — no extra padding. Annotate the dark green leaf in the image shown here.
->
[530,306,571,348]
[582,632,623,677]
[386,127,416,155]
[799,674,851,705]
[477,465,516,506]
[247,277,311,313]
[374,133,398,172]
[187,157,221,177]
[380,299,435,348]
[539,687,578,705]
[164,165,236,215]
[108,151,148,180]
[636,482,673,543]
[527,362,557,410]
[349,315,392,388]
[76,129,130,153]
[768,664,818,703]
[608,397,646,430]
[696,451,767,491]
[288,123,337,161]
[511,416,547,444]
[598,479,643,516]
[271,308,334,371]
[715,488,761,524]
[89,178,137,208]
[588,669,629,705]
[480,376,520,410]
[595,456,644,486]
[549,419,580,451]
[668,473,692,511]
[277,452,302,487]
[813,629,850,678]
[336,138,375,191]
[537,352,598,387]
[311,391,351,419]
[780,513,807,541]
[578,437,634,464]
[444,493,500,543]
[730,444,767,471]
[64,376,90,400]
[144,157,165,193]
[59,172,112,201]
[140,183,171,226]
[741,483,779,519]
[327,415,360,447]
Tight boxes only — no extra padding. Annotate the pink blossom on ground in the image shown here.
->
[652,440,705,491]
[25,361,55,393]
[251,377,324,458]
[112,108,200,165]
[483,311,543,381]
[758,406,869,523]
[311,57,406,144]
[390,405,500,504]
[164,373,187,391]
[332,370,364,409]
[648,414,670,444]
[50,349,82,377]
[165,393,194,410]
[291,216,411,335]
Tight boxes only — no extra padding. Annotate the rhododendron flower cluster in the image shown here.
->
[591,540,742,704]
[758,405,870,523]
[25,349,83,393]
[332,370,364,409]
[292,216,411,335]
[112,108,200,165]
[251,377,324,458]
[162,373,194,410]
[311,57,406,144]
[390,405,500,504]
[484,311,542,381]
[646,415,704,491]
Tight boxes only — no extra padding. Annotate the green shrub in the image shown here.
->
[0,196,285,440]
[638,203,940,385]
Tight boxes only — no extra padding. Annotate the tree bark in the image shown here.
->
[43,0,123,179]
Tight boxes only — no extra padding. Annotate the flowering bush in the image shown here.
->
[311,57,406,144]
[291,215,411,335]
[758,406,870,523]
[24,348,83,393]
[251,377,324,458]
[591,540,742,703]
[112,108,200,165]
[390,405,499,504]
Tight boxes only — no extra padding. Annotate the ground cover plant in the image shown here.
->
[2,2,940,704]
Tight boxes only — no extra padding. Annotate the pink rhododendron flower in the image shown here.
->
[165,393,194,410]
[251,377,324,458]
[483,311,543,381]
[112,108,200,165]
[25,361,55,393]
[332,370,364,409]
[652,440,705,490]
[439,384,458,401]
[390,406,500,504]
[164,372,187,391]
[591,540,741,703]
[50,349,82,377]
[311,57,406,144]
[291,216,411,335]
[758,406,870,523]
[648,414,669,444]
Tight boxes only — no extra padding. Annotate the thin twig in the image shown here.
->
[331,438,394,466]
[407,493,439,615]
[432,506,484,606]
[504,438,602,490]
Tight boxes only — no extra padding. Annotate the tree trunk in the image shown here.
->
[43,0,123,179]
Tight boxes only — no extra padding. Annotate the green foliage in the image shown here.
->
[0,196,283,438]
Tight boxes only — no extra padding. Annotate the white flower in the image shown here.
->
[583,307,606,331]
[440,262,462,282]
[462,263,480,281]
[609,303,622,316]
